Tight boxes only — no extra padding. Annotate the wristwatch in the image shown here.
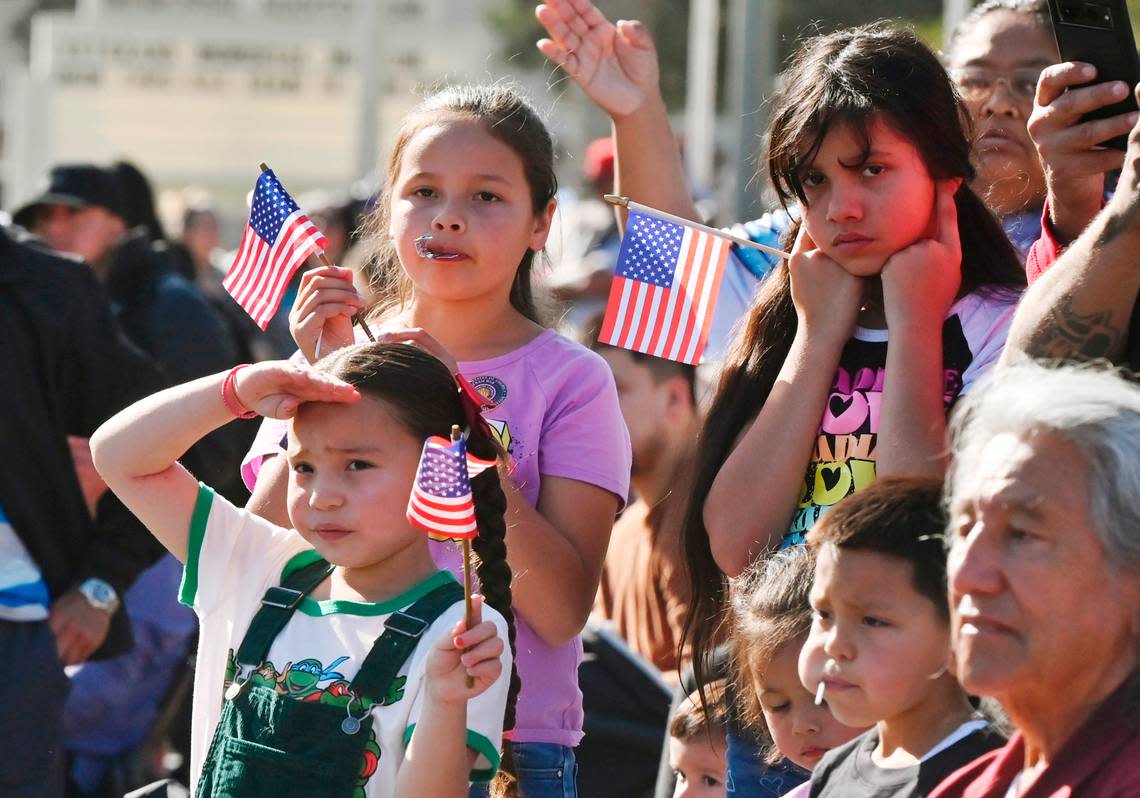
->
[77,578,120,614]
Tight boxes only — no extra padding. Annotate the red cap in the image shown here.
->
[584,137,615,183]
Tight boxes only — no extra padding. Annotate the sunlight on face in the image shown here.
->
[286,396,425,572]
[948,432,1140,706]
[799,115,937,277]
[798,545,952,728]
[387,115,555,309]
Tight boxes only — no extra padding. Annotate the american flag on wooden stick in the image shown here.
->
[406,435,495,541]
[223,168,328,329]
[599,209,730,365]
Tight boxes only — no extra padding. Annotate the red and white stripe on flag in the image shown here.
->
[405,435,481,540]
[598,221,730,365]
[223,168,328,330]
[407,488,479,540]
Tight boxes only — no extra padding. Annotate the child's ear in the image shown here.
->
[529,197,558,251]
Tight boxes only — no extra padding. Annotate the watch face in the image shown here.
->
[81,579,117,611]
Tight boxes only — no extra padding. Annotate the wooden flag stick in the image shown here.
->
[452,424,475,688]
[259,162,375,341]
[604,193,791,260]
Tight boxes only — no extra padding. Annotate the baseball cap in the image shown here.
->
[584,137,615,183]
[12,164,126,228]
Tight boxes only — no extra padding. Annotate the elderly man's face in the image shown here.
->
[947,431,1140,704]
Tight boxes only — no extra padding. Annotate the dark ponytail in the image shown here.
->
[316,342,520,793]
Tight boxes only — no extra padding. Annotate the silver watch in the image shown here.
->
[78,578,120,614]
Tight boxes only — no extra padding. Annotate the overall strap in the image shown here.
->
[235,557,336,668]
[349,579,465,704]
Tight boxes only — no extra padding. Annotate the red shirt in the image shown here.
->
[1024,204,1062,286]
[1024,199,1110,285]
[928,681,1140,798]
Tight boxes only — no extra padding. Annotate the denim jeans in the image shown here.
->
[725,731,807,798]
[468,742,578,798]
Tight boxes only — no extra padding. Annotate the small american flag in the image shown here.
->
[223,169,328,329]
[406,436,495,540]
[599,209,730,365]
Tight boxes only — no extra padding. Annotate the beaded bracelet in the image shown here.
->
[221,364,258,419]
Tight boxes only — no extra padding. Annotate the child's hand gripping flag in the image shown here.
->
[406,435,496,542]
[598,208,732,365]
[223,168,328,329]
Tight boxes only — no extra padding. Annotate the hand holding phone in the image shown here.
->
[1028,62,1133,241]
[1047,0,1140,149]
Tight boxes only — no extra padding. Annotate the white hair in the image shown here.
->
[947,361,1140,571]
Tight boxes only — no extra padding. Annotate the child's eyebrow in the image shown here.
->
[288,444,383,456]
[403,170,512,185]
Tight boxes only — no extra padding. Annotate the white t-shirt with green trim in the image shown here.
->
[179,484,511,796]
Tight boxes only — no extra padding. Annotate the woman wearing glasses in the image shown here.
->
[945,0,1058,258]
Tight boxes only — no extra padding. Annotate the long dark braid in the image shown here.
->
[316,342,520,793]
[466,429,521,798]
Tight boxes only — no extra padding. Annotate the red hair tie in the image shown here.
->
[455,374,493,440]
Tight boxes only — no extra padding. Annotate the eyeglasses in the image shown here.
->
[950,68,1042,104]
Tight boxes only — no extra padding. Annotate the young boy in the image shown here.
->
[669,682,729,798]
[798,477,1005,797]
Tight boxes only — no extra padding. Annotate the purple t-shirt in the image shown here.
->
[241,328,632,746]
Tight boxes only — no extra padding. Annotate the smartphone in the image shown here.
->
[1047,0,1140,149]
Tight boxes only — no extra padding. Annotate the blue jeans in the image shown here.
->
[468,742,578,798]
[725,731,807,797]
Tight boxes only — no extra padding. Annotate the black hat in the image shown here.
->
[12,164,126,228]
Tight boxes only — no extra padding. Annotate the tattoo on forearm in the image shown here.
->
[1028,294,1123,361]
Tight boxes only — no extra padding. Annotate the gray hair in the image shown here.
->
[947,361,1140,571]
[946,0,1050,52]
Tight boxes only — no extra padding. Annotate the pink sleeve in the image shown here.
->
[240,415,290,492]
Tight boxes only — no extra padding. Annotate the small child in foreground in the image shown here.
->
[798,477,1005,797]
[91,343,516,797]
[730,547,867,797]
[669,682,729,798]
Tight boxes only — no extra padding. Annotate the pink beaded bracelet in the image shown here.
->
[222,364,258,419]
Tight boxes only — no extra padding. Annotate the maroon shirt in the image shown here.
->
[928,679,1140,798]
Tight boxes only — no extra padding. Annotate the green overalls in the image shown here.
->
[195,558,464,798]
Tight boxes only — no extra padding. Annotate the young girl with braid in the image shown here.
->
[243,84,631,797]
[91,342,519,797]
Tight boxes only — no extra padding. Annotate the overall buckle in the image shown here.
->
[384,611,429,638]
[261,586,305,610]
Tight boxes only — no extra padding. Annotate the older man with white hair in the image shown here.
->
[930,362,1140,797]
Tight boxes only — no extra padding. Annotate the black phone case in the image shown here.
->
[1048,0,1140,149]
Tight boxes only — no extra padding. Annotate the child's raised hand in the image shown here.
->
[535,0,659,118]
[788,225,863,345]
[425,595,506,705]
[880,180,963,331]
[232,361,360,419]
[289,265,365,363]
